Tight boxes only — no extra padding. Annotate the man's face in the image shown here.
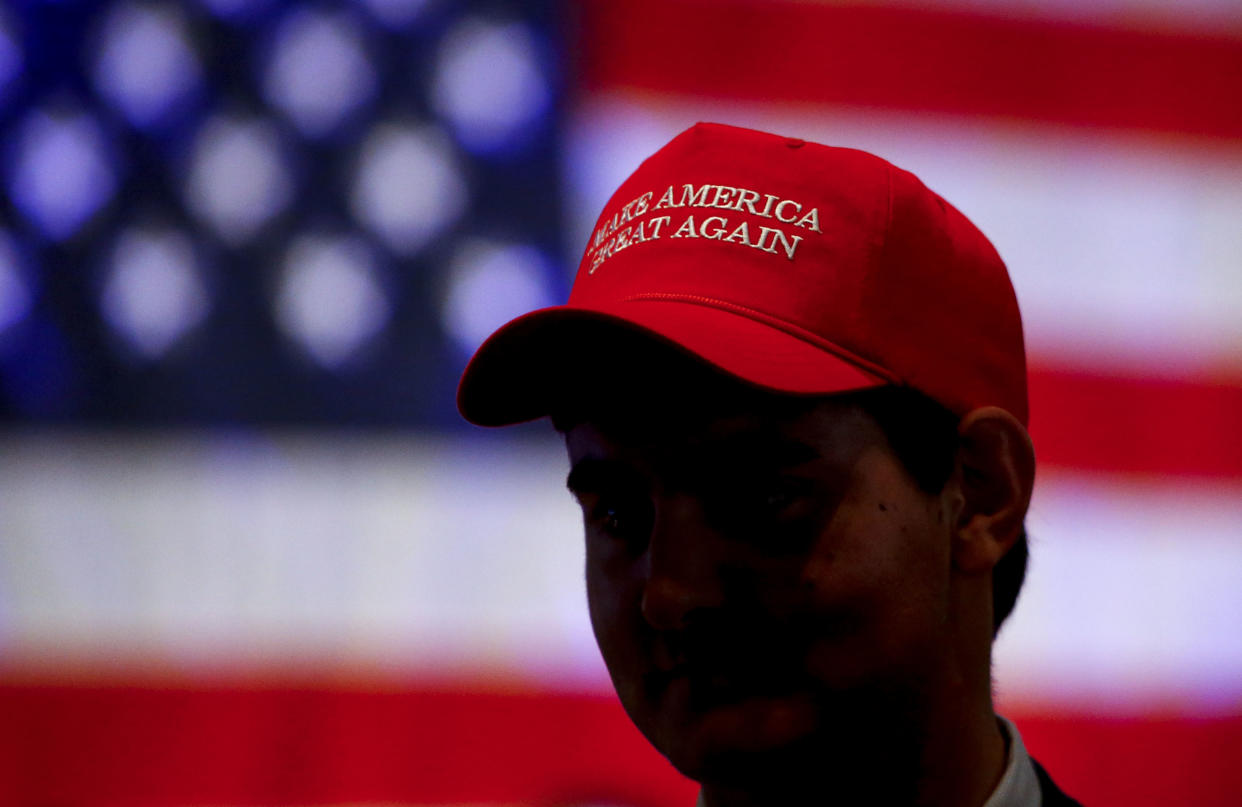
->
[562,361,960,786]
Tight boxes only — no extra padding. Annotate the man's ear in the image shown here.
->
[952,406,1035,574]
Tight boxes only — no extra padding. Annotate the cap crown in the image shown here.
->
[571,122,1028,424]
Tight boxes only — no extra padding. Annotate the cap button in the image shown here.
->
[786,138,805,148]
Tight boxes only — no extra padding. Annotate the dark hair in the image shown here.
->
[851,385,1027,636]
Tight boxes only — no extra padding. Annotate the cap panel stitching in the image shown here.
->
[619,292,899,382]
[879,162,895,280]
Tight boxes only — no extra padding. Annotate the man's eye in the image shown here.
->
[587,497,651,542]
[763,487,794,511]
[748,478,803,509]
[597,505,624,533]
[737,478,814,522]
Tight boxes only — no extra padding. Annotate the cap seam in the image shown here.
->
[619,292,899,383]
[880,163,895,280]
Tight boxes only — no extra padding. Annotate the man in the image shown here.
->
[457,123,1082,806]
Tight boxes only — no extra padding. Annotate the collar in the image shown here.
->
[693,715,1042,807]
[985,715,1042,807]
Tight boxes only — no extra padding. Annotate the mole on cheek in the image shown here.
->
[878,502,888,512]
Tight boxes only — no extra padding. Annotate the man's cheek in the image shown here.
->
[586,569,641,652]
[587,585,654,720]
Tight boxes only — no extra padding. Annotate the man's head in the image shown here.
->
[549,337,1033,788]
[457,122,1034,793]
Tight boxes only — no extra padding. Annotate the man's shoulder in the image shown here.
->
[1030,757,1084,807]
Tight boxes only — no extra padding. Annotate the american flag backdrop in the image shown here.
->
[0,1,1240,806]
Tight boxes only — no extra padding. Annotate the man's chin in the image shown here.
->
[651,684,825,783]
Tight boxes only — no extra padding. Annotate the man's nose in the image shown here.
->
[639,494,729,631]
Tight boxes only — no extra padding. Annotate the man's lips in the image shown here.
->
[643,622,813,703]
[650,657,800,707]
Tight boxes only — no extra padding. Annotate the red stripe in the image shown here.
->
[1029,366,1242,477]
[0,682,694,807]
[576,0,1242,140]
[1018,713,1242,807]
[2,681,1239,806]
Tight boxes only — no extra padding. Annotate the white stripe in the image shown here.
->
[2,434,1240,710]
[0,432,599,685]
[996,471,1242,714]
[564,97,1242,378]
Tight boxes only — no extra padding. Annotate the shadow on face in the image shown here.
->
[556,335,958,789]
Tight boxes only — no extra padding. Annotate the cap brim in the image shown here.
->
[457,298,892,427]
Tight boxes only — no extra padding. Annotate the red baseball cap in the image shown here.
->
[457,122,1027,427]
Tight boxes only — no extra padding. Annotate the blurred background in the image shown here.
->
[0,0,1239,805]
